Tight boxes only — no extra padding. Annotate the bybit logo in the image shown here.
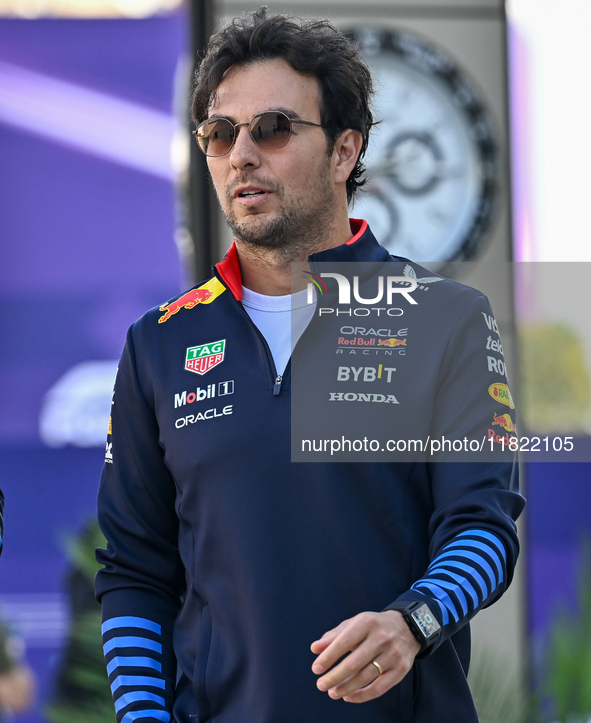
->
[337,365,397,382]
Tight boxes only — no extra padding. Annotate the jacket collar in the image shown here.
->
[215,218,389,301]
[215,242,243,301]
[308,218,390,265]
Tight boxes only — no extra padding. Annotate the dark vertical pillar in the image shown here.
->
[186,0,217,284]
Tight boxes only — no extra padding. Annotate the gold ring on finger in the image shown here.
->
[371,660,383,676]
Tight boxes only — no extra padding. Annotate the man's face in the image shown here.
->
[206,58,340,253]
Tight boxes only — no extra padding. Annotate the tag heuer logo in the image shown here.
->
[185,340,226,375]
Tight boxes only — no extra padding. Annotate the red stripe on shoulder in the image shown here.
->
[215,242,243,301]
[346,218,368,245]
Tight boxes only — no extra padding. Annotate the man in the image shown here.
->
[96,9,524,723]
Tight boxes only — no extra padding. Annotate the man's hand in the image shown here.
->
[310,610,421,703]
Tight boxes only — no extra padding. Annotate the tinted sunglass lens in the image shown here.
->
[250,112,291,150]
[198,118,235,156]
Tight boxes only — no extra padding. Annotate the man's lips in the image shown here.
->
[233,185,270,198]
[232,186,273,207]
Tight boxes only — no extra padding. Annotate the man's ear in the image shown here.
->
[333,129,363,185]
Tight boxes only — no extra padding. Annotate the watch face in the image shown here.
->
[348,27,498,266]
[411,603,441,639]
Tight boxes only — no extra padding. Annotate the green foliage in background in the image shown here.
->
[44,521,116,723]
[469,548,591,723]
[468,650,533,723]
[543,551,591,723]
[519,323,591,434]
[61,523,107,585]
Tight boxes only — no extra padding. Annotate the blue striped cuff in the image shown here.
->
[411,529,507,628]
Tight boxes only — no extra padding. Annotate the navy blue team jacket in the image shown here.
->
[96,220,524,723]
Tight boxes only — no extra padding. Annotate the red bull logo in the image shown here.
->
[377,338,407,348]
[492,412,517,434]
[488,429,513,447]
[338,337,376,346]
[158,278,225,323]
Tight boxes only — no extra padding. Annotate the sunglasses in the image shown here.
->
[193,110,324,157]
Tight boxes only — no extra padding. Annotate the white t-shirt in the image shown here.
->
[241,287,315,376]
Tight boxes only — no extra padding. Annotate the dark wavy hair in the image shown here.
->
[191,7,375,204]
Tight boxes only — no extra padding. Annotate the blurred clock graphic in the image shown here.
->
[349,27,498,266]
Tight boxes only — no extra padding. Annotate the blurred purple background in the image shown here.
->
[0,13,186,721]
[0,10,589,722]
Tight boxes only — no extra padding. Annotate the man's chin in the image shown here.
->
[229,214,292,250]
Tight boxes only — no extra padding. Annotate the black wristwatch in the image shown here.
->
[386,601,441,652]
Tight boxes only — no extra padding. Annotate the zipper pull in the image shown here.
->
[273,376,282,395]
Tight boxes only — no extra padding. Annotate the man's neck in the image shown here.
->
[235,217,354,296]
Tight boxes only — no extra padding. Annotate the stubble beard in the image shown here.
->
[220,158,340,265]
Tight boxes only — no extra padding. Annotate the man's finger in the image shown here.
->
[310,637,332,654]
[310,617,351,654]
[340,650,417,703]
[315,637,379,691]
[325,659,383,699]
[342,669,397,704]
[311,619,368,674]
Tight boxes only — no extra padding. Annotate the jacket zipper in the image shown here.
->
[214,269,284,396]
[239,305,283,394]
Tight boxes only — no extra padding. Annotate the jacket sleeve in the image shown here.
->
[95,324,185,723]
[385,293,525,653]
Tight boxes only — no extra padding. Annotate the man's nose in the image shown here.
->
[229,124,261,170]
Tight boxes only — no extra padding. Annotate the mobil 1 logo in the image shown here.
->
[175,380,234,408]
